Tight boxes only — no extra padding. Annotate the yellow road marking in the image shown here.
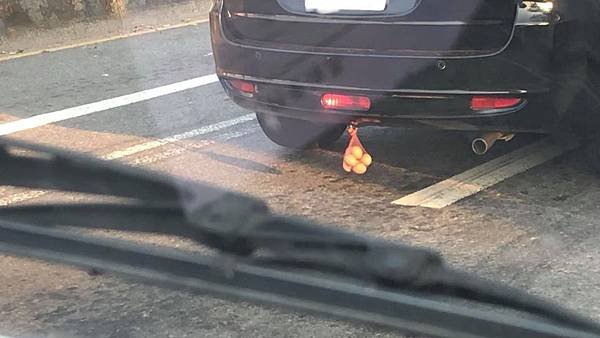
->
[0,18,209,62]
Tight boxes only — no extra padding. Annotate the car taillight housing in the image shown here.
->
[470,96,522,111]
[229,79,256,94]
[321,93,371,111]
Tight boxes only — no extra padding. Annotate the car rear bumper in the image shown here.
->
[223,78,555,133]
[210,5,561,133]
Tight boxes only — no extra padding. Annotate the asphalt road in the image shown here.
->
[1,21,600,338]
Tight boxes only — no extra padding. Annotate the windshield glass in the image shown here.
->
[1,0,600,337]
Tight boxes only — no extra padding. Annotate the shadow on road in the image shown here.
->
[199,150,283,175]
[254,127,545,195]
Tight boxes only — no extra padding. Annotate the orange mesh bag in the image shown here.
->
[343,126,372,175]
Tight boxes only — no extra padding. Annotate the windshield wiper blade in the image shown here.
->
[0,137,598,338]
[0,137,232,205]
[0,214,597,338]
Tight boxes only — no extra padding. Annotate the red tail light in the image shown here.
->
[229,79,256,94]
[321,93,371,111]
[470,96,522,110]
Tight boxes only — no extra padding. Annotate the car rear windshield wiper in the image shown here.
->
[0,137,598,338]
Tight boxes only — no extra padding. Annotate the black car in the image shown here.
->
[210,0,600,154]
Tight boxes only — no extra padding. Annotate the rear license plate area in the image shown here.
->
[304,0,387,13]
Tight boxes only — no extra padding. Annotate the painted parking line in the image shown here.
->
[0,74,219,136]
[392,137,580,209]
[0,114,257,206]
[103,113,255,160]
[129,129,254,166]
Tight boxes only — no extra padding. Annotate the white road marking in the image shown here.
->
[0,190,47,206]
[103,114,255,160]
[392,138,579,209]
[0,73,219,136]
[0,115,258,206]
[129,129,254,166]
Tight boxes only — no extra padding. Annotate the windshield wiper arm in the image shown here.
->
[0,137,598,338]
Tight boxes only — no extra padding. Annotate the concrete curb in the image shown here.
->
[0,0,211,32]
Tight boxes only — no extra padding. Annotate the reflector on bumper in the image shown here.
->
[321,93,371,111]
[470,96,522,110]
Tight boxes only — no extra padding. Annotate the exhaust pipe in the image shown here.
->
[472,132,514,155]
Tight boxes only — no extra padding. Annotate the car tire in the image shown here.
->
[586,134,600,175]
[256,113,346,149]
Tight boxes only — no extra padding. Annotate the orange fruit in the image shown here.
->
[350,146,363,159]
[344,154,359,167]
[361,153,372,166]
[352,163,367,175]
[342,161,352,173]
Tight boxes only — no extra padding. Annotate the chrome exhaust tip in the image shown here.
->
[472,132,514,155]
